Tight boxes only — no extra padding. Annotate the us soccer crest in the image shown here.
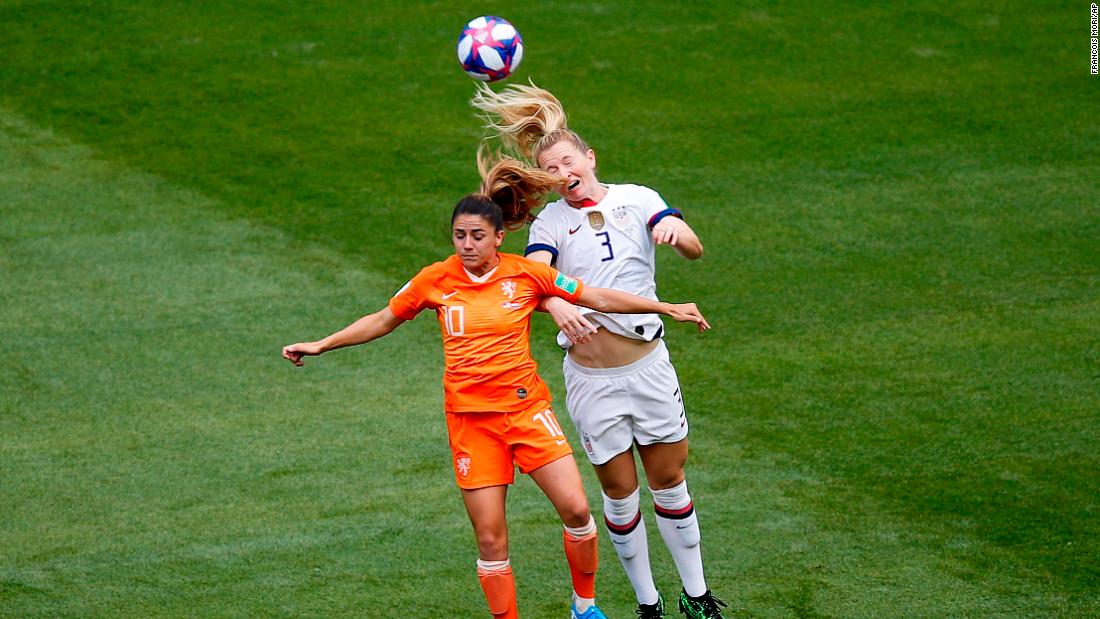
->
[587,211,605,231]
[610,205,632,231]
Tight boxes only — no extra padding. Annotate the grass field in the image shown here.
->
[2,2,1098,617]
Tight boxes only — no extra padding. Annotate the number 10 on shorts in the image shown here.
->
[533,409,566,440]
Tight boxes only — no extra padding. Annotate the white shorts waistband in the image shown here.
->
[564,339,668,378]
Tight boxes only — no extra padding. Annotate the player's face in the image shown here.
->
[537,140,599,204]
[452,214,505,275]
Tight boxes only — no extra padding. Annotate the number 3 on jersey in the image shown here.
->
[596,231,614,262]
[533,409,566,442]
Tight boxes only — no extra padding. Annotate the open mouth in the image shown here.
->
[567,180,580,191]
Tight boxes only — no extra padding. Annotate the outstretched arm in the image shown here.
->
[282,306,406,366]
[574,286,710,332]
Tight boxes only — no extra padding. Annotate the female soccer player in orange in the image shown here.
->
[282,156,710,619]
[471,83,726,619]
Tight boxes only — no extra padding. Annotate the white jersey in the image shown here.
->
[525,183,683,349]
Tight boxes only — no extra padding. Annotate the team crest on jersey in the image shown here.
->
[587,211,605,231]
[500,280,517,298]
[455,454,472,479]
[610,205,633,231]
[582,432,594,455]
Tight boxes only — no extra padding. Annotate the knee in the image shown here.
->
[600,477,641,499]
[560,501,592,529]
[475,530,509,560]
[648,470,686,491]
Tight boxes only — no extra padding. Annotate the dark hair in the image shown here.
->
[452,194,505,231]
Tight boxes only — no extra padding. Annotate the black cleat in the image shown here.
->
[678,589,727,619]
[636,594,667,618]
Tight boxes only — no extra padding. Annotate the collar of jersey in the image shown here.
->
[463,264,499,283]
[568,184,610,209]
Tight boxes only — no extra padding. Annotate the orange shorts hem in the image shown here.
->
[446,400,573,490]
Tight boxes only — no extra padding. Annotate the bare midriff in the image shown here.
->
[566,327,659,368]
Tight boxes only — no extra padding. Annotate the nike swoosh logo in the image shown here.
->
[568,224,582,235]
[556,439,567,445]
[442,291,458,299]
[676,524,693,529]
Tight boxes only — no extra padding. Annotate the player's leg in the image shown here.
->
[528,451,592,528]
[448,411,519,618]
[593,448,662,610]
[641,440,726,618]
[634,343,726,618]
[562,355,661,612]
[638,438,705,594]
[592,447,641,496]
[514,403,606,618]
[528,454,606,618]
[461,486,517,619]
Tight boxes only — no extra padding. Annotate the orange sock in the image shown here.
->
[477,559,518,619]
[563,527,598,599]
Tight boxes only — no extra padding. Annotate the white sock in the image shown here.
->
[572,592,594,613]
[476,558,510,572]
[651,480,707,598]
[564,514,597,539]
[603,488,659,605]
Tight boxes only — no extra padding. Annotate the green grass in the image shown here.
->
[2,1,1098,617]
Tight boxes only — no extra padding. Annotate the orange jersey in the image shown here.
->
[388,253,585,414]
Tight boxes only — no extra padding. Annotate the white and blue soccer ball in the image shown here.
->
[456,16,523,82]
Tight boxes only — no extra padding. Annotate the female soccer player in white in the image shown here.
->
[283,155,710,619]
[472,83,726,619]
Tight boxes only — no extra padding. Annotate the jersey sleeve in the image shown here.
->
[640,186,684,228]
[525,209,561,261]
[387,265,437,320]
[524,258,585,304]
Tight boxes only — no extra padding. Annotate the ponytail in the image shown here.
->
[471,81,590,162]
[477,146,562,230]
[452,147,563,231]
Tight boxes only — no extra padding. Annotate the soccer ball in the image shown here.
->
[456,16,524,82]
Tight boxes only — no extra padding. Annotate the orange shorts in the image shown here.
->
[446,400,573,489]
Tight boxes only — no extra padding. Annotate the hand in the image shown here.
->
[282,341,323,366]
[665,303,711,332]
[651,216,689,246]
[545,297,598,345]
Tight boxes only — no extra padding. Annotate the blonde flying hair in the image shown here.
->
[470,81,590,163]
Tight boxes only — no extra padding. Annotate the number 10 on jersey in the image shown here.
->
[444,306,465,336]
[533,409,566,440]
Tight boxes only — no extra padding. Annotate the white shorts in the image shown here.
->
[562,339,688,465]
